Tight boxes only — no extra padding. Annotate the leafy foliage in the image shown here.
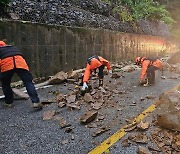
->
[0,0,10,7]
[102,0,174,25]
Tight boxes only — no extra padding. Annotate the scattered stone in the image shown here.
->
[111,73,121,79]
[121,138,131,147]
[67,103,80,110]
[87,123,98,128]
[137,121,150,130]
[91,101,103,110]
[66,95,76,103]
[137,146,152,154]
[132,133,148,144]
[80,110,98,124]
[43,110,56,120]
[83,93,94,103]
[62,139,68,145]
[97,115,105,121]
[92,126,110,137]
[161,76,166,79]
[71,135,75,140]
[140,97,145,101]
[148,144,161,152]
[41,99,56,105]
[48,71,68,85]
[59,119,67,128]
[124,124,137,132]
[65,127,73,133]
[58,102,66,108]
[56,93,65,102]
[121,65,135,72]
[12,88,29,99]
[145,95,155,99]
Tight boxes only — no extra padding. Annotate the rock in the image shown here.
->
[132,133,148,144]
[65,127,72,133]
[48,71,68,84]
[137,146,152,154]
[80,110,98,124]
[62,139,68,145]
[59,119,71,128]
[58,102,66,108]
[121,65,136,72]
[66,95,76,103]
[111,73,121,79]
[56,93,65,102]
[67,103,80,110]
[92,126,110,137]
[145,95,155,99]
[124,124,137,132]
[43,110,56,120]
[137,121,150,130]
[41,99,56,105]
[121,138,131,147]
[9,13,20,20]
[167,51,180,64]
[12,88,29,99]
[157,111,180,132]
[91,100,104,110]
[156,92,180,132]
[83,93,94,103]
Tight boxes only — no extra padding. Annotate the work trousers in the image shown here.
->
[146,66,158,83]
[0,68,40,104]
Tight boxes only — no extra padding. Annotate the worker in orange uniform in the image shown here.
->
[82,55,112,91]
[135,56,163,86]
[0,41,42,108]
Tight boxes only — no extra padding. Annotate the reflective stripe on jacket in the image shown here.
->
[83,56,111,82]
[140,59,163,80]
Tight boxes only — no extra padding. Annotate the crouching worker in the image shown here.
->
[135,56,163,86]
[0,41,42,108]
[81,55,112,92]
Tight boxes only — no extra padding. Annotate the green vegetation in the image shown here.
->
[0,0,10,16]
[0,0,10,7]
[102,0,174,25]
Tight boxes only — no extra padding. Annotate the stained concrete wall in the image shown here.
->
[0,20,171,78]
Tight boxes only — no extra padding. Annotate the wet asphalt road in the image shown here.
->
[0,69,179,154]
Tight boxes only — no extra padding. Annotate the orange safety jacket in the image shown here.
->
[83,56,111,82]
[140,59,163,80]
[0,46,29,72]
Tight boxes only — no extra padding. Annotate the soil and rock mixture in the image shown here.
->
[6,0,170,37]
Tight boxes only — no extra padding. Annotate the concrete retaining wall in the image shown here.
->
[0,20,171,78]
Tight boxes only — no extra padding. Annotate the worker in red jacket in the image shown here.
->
[0,41,42,108]
[82,55,112,91]
[135,56,163,86]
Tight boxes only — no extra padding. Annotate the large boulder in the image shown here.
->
[167,51,180,64]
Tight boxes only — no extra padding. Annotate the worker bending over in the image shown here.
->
[135,56,163,86]
[82,55,112,91]
[0,41,42,108]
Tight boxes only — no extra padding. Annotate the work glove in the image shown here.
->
[81,82,88,91]
[108,70,112,74]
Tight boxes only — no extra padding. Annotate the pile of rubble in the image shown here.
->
[121,86,180,154]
